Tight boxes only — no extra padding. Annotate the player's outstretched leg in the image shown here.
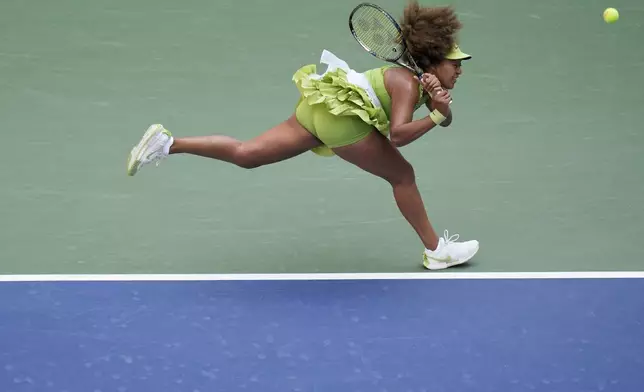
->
[126,114,322,176]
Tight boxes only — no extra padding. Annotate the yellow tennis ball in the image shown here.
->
[603,8,619,23]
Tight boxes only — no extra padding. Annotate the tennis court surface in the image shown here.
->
[1,0,643,390]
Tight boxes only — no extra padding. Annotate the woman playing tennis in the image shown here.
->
[126,1,479,270]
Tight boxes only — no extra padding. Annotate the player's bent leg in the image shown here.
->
[126,114,322,175]
[332,130,479,269]
[331,131,440,249]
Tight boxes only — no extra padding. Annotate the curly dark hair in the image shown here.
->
[399,1,463,69]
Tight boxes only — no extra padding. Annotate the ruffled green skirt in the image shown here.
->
[292,64,389,157]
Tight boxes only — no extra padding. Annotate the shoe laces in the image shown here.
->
[142,139,169,167]
[442,230,460,245]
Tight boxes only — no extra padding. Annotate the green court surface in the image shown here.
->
[1,0,643,275]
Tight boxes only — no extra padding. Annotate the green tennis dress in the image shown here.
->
[292,50,428,157]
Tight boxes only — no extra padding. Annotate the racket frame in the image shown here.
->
[348,2,423,78]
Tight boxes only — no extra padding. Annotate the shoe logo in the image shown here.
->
[424,253,452,263]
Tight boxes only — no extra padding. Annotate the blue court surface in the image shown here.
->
[1,273,643,392]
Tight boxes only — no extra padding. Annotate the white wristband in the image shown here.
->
[429,109,446,125]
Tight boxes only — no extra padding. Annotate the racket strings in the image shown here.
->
[350,7,405,61]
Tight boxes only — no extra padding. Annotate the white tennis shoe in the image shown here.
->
[127,124,173,176]
[423,230,479,270]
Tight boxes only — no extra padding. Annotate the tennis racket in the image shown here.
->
[349,2,448,101]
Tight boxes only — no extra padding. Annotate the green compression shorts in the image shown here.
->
[295,97,375,154]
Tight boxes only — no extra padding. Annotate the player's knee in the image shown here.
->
[234,144,264,169]
[389,160,416,186]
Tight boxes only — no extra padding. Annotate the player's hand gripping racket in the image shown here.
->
[349,2,450,102]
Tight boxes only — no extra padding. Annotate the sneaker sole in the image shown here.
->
[127,124,164,176]
[422,243,480,270]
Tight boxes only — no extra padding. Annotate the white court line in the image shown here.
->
[1,271,644,282]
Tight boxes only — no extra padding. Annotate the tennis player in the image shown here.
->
[126,1,479,270]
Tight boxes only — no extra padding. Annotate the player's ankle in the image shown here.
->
[167,138,178,154]
[424,237,439,251]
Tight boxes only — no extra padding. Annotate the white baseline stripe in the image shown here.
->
[1,271,644,282]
